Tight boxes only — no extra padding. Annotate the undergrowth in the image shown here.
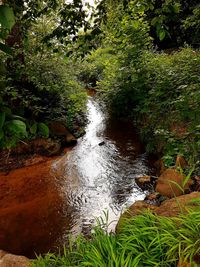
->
[32,209,200,267]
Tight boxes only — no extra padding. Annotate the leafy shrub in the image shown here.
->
[97,46,200,166]
[79,47,117,88]
[135,48,200,164]
[0,45,87,149]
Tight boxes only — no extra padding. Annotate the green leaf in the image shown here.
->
[10,115,26,122]
[0,112,5,129]
[38,122,49,138]
[5,120,27,137]
[0,42,12,54]
[132,21,139,30]
[30,122,37,135]
[173,3,180,14]
[0,5,15,30]
[158,30,166,41]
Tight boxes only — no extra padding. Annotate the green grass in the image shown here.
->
[32,209,200,267]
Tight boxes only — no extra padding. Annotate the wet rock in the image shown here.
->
[117,192,200,232]
[49,122,77,146]
[98,141,105,146]
[0,252,30,267]
[154,159,166,175]
[32,138,61,155]
[155,192,200,217]
[65,130,77,146]
[175,155,188,169]
[146,193,157,201]
[155,168,192,198]
[49,121,69,136]
[116,201,158,232]
[144,193,162,205]
[135,175,153,190]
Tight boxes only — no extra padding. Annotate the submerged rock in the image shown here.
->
[98,141,105,146]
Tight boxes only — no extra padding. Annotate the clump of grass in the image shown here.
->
[32,209,200,267]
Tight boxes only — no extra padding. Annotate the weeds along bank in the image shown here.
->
[81,47,200,169]
[33,208,200,266]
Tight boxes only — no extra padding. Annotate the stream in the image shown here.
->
[52,95,154,248]
[0,95,155,258]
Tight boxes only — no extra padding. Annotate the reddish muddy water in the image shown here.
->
[0,96,154,257]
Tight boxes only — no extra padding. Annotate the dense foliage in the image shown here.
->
[79,0,200,167]
[0,1,88,149]
[33,210,200,266]
[1,0,200,265]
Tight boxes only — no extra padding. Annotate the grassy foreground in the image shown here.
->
[32,209,200,267]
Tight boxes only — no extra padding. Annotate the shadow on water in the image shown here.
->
[52,96,155,246]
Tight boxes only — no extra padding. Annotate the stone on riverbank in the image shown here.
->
[48,121,77,146]
[0,250,30,267]
[135,175,155,190]
[155,168,192,198]
[117,192,200,232]
[116,201,158,232]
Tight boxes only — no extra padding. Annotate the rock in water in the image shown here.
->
[0,251,30,267]
[135,175,152,190]
[98,141,105,146]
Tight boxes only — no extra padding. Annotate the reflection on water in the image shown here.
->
[0,96,155,258]
[53,96,154,242]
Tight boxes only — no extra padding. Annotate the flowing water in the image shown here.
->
[52,95,154,246]
[0,94,155,258]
